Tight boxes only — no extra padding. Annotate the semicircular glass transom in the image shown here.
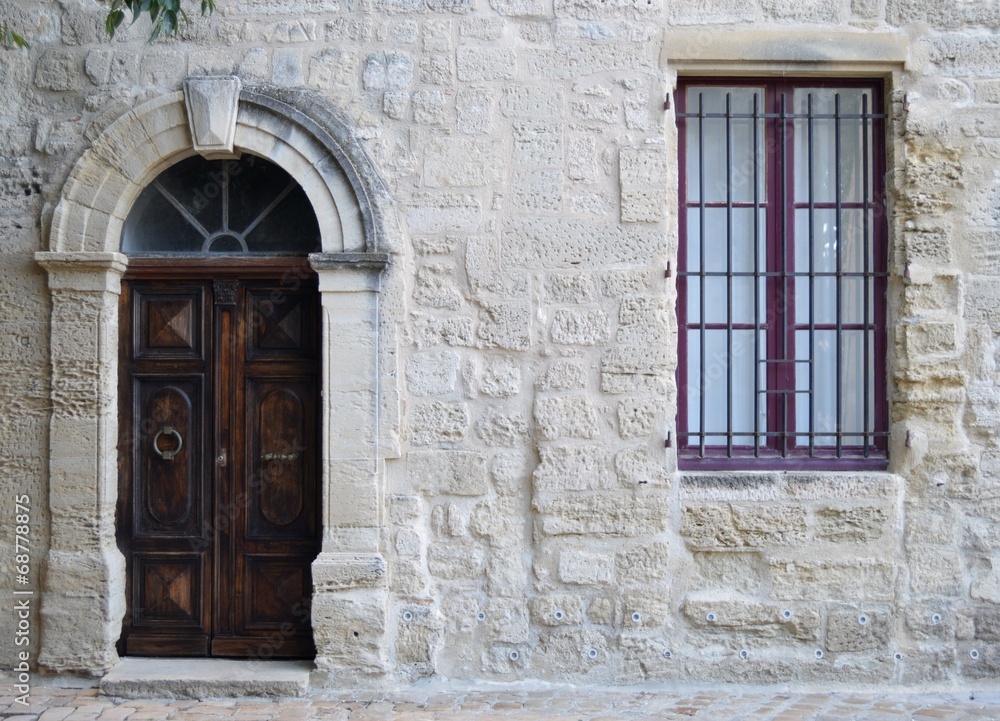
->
[122,154,321,255]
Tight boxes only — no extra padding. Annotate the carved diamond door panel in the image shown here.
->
[119,275,319,659]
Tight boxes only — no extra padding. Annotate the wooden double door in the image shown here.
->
[117,267,320,658]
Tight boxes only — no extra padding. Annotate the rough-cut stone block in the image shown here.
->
[410,402,470,445]
[502,218,662,269]
[35,51,85,91]
[406,194,481,233]
[826,608,891,652]
[620,148,668,223]
[478,301,531,350]
[513,120,563,166]
[412,316,476,347]
[362,51,413,90]
[615,448,667,486]
[456,87,495,134]
[909,546,964,595]
[618,397,666,439]
[536,492,669,536]
[485,598,530,643]
[545,273,597,303]
[551,308,610,345]
[692,551,764,595]
[457,47,517,81]
[616,542,669,584]
[531,594,585,625]
[428,543,486,579]
[534,396,601,439]
[409,450,489,496]
[769,559,897,601]
[555,0,661,19]
[424,137,503,187]
[559,549,615,585]
[413,264,463,310]
[500,86,565,117]
[478,356,521,397]
[533,445,610,491]
[405,350,460,396]
[475,407,529,447]
[512,170,563,212]
[537,359,587,391]
[815,506,889,543]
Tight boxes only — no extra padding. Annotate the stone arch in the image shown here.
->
[48,84,390,255]
[36,81,397,677]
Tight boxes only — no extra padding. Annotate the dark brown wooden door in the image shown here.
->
[118,271,320,658]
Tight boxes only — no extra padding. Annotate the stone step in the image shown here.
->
[99,658,312,699]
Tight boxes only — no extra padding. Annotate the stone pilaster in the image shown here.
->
[34,252,128,674]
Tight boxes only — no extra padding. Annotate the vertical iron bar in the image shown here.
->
[862,92,871,457]
[780,92,789,458]
[807,93,816,457]
[753,91,761,457]
[834,93,843,458]
[222,160,230,233]
[726,92,734,458]
[698,92,707,458]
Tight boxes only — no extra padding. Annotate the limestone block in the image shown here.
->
[478,356,521,397]
[535,491,669,536]
[486,550,526,596]
[431,502,467,538]
[622,593,671,629]
[692,551,764,595]
[616,542,669,585]
[413,89,447,124]
[524,43,652,80]
[413,264,463,310]
[531,594,585,625]
[551,308,610,345]
[424,137,503,187]
[457,88,495,134]
[427,0,473,12]
[815,506,889,543]
[601,347,671,394]
[475,408,529,447]
[491,0,546,15]
[390,495,422,524]
[535,629,611,676]
[826,608,891,652]
[545,274,597,303]
[769,559,897,601]
[470,498,520,546]
[559,549,615,585]
[410,402,470,445]
[492,451,532,496]
[35,51,85,91]
[588,597,616,625]
[533,444,611,491]
[615,448,667,486]
[567,136,599,183]
[461,18,506,39]
[312,592,387,674]
[486,598,530,643]
[456,47,517,82]
[620,148,669,223]
[762,0,840,22]
[887,0,1000,28]
[513,120,564,167]
[534,396,601,440]
[362,51,414,90]
[902,322,958,356]
[502,218,662,269]
[405,350,460,396]
[412,316,476,347]
[478,301,531,351]
[500,86,565,117]
[555,0,660,19]
[423,19,453,52]
[602,270,649,298]
[730,504,808,546]
[537,359,588,391]
[905,601,956,641]
[396,604,444,668]
[618,397,666,439]
[419,55,453,85]
[909,546,964,596]
[427,543,486,579]
[571,99,618,124]
[406,193,481,233]
[309,49,357,91]
[409,450,489,495]
[394,529,422,558]
[683,598,785,630]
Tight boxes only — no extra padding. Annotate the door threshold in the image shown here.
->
[99,657,312,699]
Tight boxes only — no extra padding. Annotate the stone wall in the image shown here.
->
[2,0,1000,687]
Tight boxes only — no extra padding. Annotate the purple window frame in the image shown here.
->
[675,77,889,471]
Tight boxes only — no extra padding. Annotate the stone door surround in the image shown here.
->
[35,77,397,680]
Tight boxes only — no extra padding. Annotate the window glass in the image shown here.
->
[121,154,321,255]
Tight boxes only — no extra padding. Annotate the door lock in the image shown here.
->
[216,450,227,466]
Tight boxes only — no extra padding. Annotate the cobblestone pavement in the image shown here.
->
[4,683,1000,720]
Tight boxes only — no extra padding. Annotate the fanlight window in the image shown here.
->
[122,154,321,255]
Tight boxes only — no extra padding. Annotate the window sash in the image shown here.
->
[675,78,889,469]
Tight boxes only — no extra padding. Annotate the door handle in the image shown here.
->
[152,426,183,461]
[262,452,300,462]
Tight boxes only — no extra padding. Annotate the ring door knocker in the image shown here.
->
[152,426,184,461]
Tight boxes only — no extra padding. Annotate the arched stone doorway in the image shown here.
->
[35,78,399,679]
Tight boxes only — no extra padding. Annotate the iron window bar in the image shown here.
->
[675,79,887,469]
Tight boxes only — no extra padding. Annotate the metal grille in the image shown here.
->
[675,78,888,470]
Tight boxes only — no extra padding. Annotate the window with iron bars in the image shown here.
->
[675,78,888,470]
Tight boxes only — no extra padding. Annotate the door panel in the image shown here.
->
[119,276,319,659]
